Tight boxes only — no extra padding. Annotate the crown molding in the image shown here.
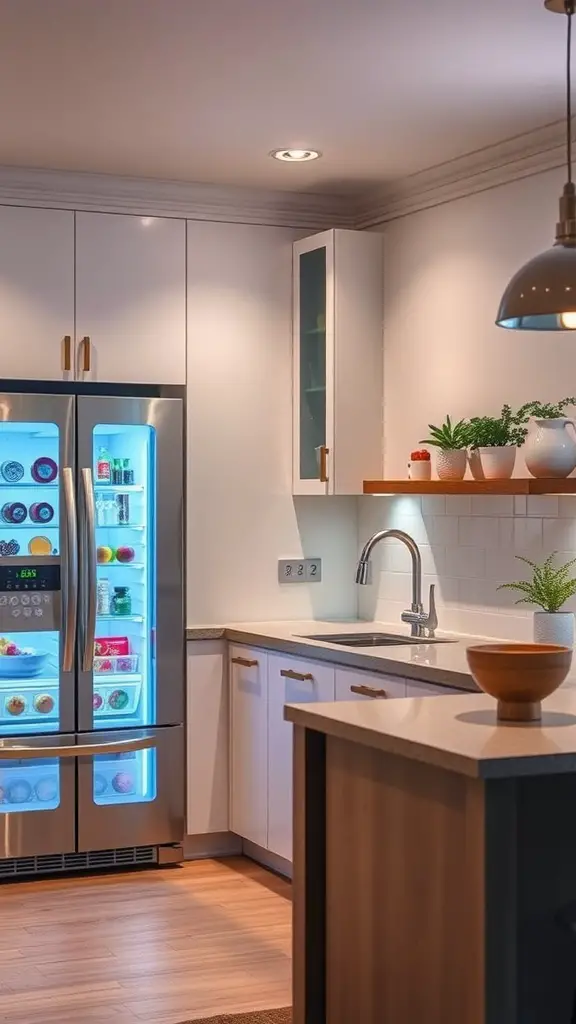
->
[0,165,355,230]
[354,120,568,228]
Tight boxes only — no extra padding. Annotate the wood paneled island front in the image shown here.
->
[286,690,576,1024]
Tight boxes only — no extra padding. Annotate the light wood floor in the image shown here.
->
[0,857,292,1024]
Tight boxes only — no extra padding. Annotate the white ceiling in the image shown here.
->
[0,0,569,195]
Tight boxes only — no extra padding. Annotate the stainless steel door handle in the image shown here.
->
[61,468,78,673]
[80,467,97,672]
[0,736,155,761]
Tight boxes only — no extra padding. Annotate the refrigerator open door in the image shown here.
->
[0,393,76,737]
[76,396,184,732]
[76,725,184,851]
[0,734,76,857]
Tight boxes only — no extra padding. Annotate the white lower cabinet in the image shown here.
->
[335,667,406,701]
[229,646,269,848]
[186,641,229,836]
[267,654,335,861]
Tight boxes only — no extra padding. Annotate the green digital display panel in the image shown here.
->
[16,568,37,579]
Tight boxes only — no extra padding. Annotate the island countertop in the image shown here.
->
[285,689,576,779]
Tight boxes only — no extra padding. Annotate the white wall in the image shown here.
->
[186,220,358,625]
[359,167,576,640]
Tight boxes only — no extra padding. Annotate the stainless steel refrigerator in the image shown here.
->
[0,388,184,878]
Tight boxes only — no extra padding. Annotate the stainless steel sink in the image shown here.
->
[298,632,456,647]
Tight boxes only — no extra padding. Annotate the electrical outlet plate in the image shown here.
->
[278,558,322,584]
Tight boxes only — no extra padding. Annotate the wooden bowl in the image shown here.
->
[466,643,573,722]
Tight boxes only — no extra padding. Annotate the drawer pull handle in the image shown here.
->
[231,656,259,668]
[319,445,329,483]
[281,669,314,682]
[350,684,388,699]
[81,335,91,372]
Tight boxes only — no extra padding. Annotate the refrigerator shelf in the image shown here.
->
[97,525,145,531]
[0,523,59,530]
[96,614,144,623]
[93,673,141,684]
[0,483,59,489]
[97,563,145,570]
[0,677,59,688]
[94,485,144,493]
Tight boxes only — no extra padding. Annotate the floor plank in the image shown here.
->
[0,857,292,1024]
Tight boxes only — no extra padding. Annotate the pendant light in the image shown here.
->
[496,0,576,330]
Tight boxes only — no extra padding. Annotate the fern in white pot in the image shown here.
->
[498,553,576,647]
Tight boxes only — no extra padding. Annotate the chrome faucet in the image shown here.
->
[355,529,438,638]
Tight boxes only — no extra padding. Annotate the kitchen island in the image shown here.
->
[286,690,576,1024]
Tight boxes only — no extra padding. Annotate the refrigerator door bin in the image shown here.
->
[0,734,76,858]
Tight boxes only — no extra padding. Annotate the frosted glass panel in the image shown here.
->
[0,756,60,813]
[93,424,156,728]
[93,747,156,805]
[299,247,327,479]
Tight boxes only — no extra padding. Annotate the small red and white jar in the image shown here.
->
[408,449,431,481]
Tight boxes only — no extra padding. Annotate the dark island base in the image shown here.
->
[292,726,576,1024]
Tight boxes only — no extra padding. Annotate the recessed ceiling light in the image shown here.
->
[270,148,321,162]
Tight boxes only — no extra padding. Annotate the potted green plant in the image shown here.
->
[498,552,576,647]
[517,397,576,478]
[467,404,529,480]
[420,416,470,481]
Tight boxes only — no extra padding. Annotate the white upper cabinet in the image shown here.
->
[0,206,74,381]
[75,213,186,384]
[293,228,383,495]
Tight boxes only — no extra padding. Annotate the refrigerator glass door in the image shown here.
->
[76,397,183,731]
[0,734,76,857]
[77,726,184,851]
[0,395,75,735]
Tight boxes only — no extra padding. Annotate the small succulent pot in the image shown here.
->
[469,445,516,481]
[435,449,467,481]
[534,611,575,648]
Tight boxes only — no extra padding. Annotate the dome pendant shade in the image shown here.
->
[496,244,576,330]
[497,0,576,331]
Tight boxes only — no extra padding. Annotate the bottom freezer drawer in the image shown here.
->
[0,734,76,859]
[77,725,184,852]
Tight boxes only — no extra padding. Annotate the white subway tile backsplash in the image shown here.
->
[471,495,514,516]
[527,495,559,517]
[424,515,459,546]
[543,518,576,550]
[421,495,446,516]
[445,545,485,579]
[513,517,543,549]
[459,516,499,548]
[445,495,472,515]
[358,492,576,642]
[514,496,527,516]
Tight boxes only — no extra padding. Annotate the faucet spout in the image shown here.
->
[355,528,437,638]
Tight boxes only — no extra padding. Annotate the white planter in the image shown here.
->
[524,417,576,479]
[468,445,516,481]
[435,449,467,481]
[408,460,431,481]
[533,611,575,648]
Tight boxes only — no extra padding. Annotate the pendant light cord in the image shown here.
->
[568,0,574,184]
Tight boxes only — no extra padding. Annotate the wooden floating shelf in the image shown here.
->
[363,479,576,495]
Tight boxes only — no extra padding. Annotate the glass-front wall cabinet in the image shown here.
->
[293,232,333,495]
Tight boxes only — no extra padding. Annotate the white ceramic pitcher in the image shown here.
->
[524,417,576,479]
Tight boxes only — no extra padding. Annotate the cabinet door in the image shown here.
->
[335,667,406,701]
[268,653,335,861]
[229,646,268,847]
[187,641,228,835]
[75,213,186,384]
[293,231,334,495]
[405,680,467,697]
[0,206,74,380]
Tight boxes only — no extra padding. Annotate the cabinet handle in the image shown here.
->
[81,335,91,372]
[62,335,71,372]
[319,445,329,483]
[350,684,388,699]
[231,656,259,668]
[281,668,314,682]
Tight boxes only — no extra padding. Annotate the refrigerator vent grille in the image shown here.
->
[0,846,157,879]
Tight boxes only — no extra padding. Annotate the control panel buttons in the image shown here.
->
[9,596,18,606]
[31,594,41,606]
[20,595,30,606]
[11,608,20,617]
[34,607,43,617]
